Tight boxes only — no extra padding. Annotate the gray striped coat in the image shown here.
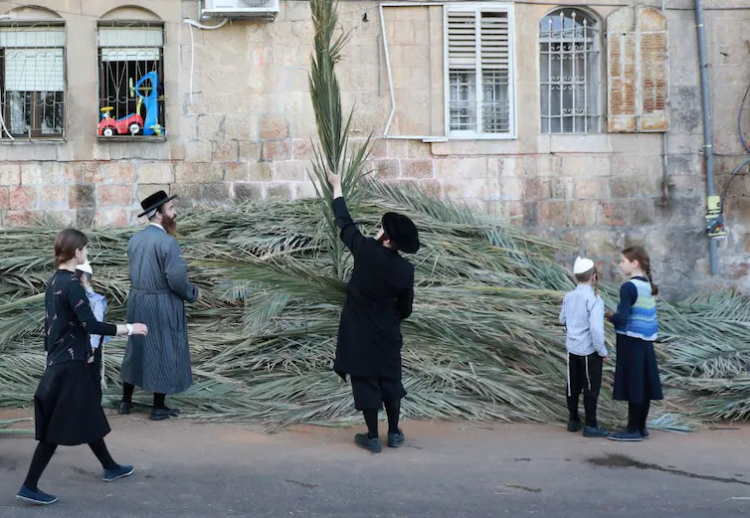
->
[120,224,199,395]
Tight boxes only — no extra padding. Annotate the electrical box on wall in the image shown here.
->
[202,0,279,20]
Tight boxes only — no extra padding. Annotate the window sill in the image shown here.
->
[0,138,66,145]
[97,136,167,143]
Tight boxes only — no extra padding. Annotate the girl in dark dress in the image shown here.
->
[17,229,148,506]
[605,246,663,442]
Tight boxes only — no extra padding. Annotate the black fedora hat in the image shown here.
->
[138,190,177,218]
[382,212,420,254]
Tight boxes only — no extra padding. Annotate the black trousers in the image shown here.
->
[566,352,603,428]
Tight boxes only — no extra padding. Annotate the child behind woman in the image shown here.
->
[606,246,663,442]
[75,261,110,403]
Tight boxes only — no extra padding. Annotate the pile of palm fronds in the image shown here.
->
[0,181,748,430]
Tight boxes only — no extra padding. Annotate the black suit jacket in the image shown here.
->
[331,197,415,379]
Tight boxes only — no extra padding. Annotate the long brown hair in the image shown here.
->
[54,229,87,268]
[622,246,659,296]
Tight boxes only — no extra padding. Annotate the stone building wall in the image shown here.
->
[0,0,748,297]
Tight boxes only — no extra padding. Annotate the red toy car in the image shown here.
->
[98,107,144,137]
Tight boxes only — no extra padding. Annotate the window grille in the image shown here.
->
[97,24,165,138]
[0,24,65,139]
[446,8,514,137]
[539,9,602,134]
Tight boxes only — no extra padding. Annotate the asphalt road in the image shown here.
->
[1,411,748,517]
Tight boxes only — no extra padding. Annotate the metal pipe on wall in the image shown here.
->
[694,0,719,275]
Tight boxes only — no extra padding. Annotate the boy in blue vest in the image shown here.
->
[559,257,609,438]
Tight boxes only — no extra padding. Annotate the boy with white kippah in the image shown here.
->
[75,260,110,403]
[559,257,610,438]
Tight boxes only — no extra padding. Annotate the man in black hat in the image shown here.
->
[119,191,201,421]
[327,172,419,454]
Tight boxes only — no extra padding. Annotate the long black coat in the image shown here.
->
[332,198,415,380]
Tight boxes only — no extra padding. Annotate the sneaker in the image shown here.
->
[118,401,132,415]
[608,430,643,442]
[640,428,650,439]
[387,430,405,448]
[103,465,134,482]
[16,485,57,505]
[150,408,178,421]
[567,420,583,433]
[583,425,610,438]
[354,433,382,453]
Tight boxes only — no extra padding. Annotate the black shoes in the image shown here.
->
[387,430,405,448]
[150,407,180,421]
[118,401,132,415]
[354,433,382,453]
[567,420,583,433]
[582,425,611,438]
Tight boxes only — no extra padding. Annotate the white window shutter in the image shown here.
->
[4,49,64,92]
[480,12,509,71]
[447,11,477,69]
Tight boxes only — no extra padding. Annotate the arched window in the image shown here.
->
[539,9,601,134]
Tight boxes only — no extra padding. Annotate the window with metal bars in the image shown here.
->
[0,24,65,140]
[539,9,602,134]
[445,7,515,138]
[97,23,165,139]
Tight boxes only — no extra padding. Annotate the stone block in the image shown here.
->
[20,163,42,185]
[0,186,8,209]
[539,200,568,227]
[40,186,67,208]
[47,210,77,227]
[292,139,316,161]
[201,183,231,202]
[97,185,134,207]
[562,156,597,178]
[8,185,37,211]
[238,141,262,162]
[295,181,319,200]
[598,199,657,226]
[369,139,387,158]
[75,209,96,228]
[523,202,539,227]
[524,178,565,201]
[272,161,306,181]
[668,154,702,176]
[443,178,497,200]
[402,159,433,179]
[550,177,575,200]
[610,153,662,176]
[408,140,432,158]
[139,163,175,184]
[499,178,525,201]
[610,176,662,198]
[420,179,443,198]
[69,185,95,210]
[96,209,128,228]
[180,115,198,140]
[81,162,105,184]
[5,210,34,226]
[260,114,289,139]
[106,163,136,184]
[582,230,625,257]
[575,178,609,200]
[225,113,259,140]
[387,140,408,158]
[175,162,223,184]
[223,162,249,182]
[266,182,293,199]
[667,174,704,199]
[536,155,560,177]
[435,158,487,179]
[247,162,273,182]
[198,115,224,140]
[213,140,239,162]
[262,140,291,161]
[169,184,201,207]
[234,182,264,201]
[184,141,213,162]
[0,164,20,185]
[370,159,400,180]
[569,201,599,226]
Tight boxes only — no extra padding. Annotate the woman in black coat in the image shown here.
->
[17,229,148,506]
[327,172,419,454]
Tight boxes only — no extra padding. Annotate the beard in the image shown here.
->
[162,213,178,237]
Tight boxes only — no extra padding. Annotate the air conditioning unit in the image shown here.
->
[202,0,279,20]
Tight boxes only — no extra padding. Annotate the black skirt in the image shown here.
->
[350,377,406,410]
[613,334,664,404]
[34,361,111,446]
